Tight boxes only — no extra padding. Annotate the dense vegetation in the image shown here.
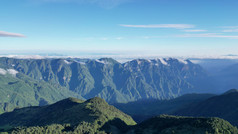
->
[174,89,238,126]
[113,93,215,122]
[127,115,238,134]
[0,57,213,104]
[0,98,237,134]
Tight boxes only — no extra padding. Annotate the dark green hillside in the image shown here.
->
[113,93,215,123]
[127,115,238,134]
[0,57,213,103]
[174,89,238,126]
[0,97,136,133]
[0,98,237,134]
[0,72,81,114]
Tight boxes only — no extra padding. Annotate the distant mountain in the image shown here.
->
[0,98,237,134]
[113,93,215,122]
[191,59,238,93]
[213,63,238,91]
[127,115,238,134]
[223,89,238,95]
[174,89,238,126]
[0,57,213,103]
[191,59,238,75]
[0,72,81,114]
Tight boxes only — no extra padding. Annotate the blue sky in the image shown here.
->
[0,0,238,57]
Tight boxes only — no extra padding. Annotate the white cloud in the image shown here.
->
[183,29,207,32]
[0,55,44,59]
[120,24,195,29]
[0,68,7,75]
[7,69,18,76]
[176,33,238,39]
[221,26,238,32]
[0,31,25,37]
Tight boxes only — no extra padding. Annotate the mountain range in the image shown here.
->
[0,57,213,105]
[0,56,238,133]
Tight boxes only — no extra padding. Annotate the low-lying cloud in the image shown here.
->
[0,68,18,76]
[0,31,25,37]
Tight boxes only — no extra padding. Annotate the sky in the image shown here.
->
[0,0,238,57]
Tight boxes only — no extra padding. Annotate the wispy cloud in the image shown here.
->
[115,37,124,40]
[30,0,132,8]
[183,29,207,32]
[223,29,238,32]
[221,26,238,32]
[120,24,195,29]
[0,31,25,37]
[176,33,238,39]
[222,26,238,29]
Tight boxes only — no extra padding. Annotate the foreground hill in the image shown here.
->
[174,89,238,126]
[0,98,237,134]
[0,71,81,114]
[0,57,213,103]
[113,93,215,122]
[0,97,136,133]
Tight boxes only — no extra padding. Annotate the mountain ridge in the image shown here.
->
[0,57,213,103]
[174,89,238,126]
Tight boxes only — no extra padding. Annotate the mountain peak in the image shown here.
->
[52,97,84,108]
[97,58,119,64]
[85,97,107,104]
[65,97,85,103]
[223,89,238,95]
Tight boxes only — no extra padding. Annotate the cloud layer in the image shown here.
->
[120,24,195,29]
[0,31,25,37]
